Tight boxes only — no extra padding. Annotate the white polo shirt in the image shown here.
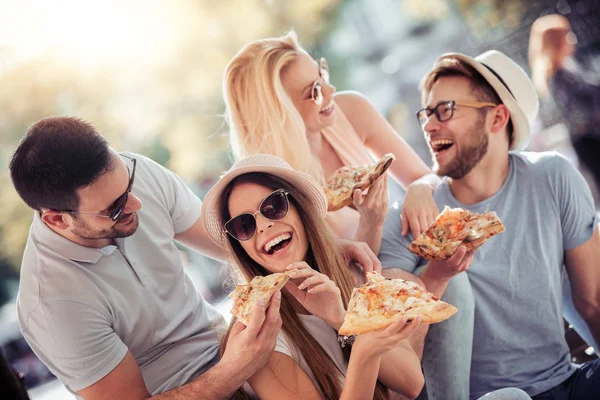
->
[17,153,226,397]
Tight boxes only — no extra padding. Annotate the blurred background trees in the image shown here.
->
[1,0,598,274]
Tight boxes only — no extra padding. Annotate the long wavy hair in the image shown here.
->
[223,32,325,182]
[219,172,387,399]
[529,15,571,98]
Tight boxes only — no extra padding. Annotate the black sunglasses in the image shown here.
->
[65,155,136,222]
[225,189,290,241]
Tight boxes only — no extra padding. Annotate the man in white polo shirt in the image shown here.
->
[10,116,380,399]
[8,117,287,399]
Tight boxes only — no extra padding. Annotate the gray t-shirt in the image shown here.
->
[379,152,598,398]
[17,153,226,397]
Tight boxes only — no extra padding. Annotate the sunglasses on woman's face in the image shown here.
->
[308,58,329,106]
[225,189,290,241]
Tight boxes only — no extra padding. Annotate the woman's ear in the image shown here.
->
[41,210,71,230]
[489,104,511,135]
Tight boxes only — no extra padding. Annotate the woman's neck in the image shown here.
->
[305,128,323,156]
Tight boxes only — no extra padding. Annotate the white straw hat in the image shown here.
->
[436,50,539,150]
[201,154,327,248]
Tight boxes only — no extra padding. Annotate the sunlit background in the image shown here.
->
[0,0,598,397]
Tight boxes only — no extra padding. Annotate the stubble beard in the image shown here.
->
[71,213,139,240]
[433,115,489,179]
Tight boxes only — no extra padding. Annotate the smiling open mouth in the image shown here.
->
[431,139,454,153]
[262,232,293,255]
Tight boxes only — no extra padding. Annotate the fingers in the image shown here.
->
[411,212,429,239]
[297,274,328,291]
[353,189,364,206]
[258,291,282,340]
[407,212,420,239]
[401,210,408,236]
[307,281,339,294]
[229,320,247,338]
[355,242,378,273]
[245,298,267,335]
[284,281,306,302]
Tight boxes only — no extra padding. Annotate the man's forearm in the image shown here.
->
[418,264,451,299]
[149,360,247,400]
[354,223,383,255]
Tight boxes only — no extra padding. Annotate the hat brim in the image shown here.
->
[437,53,530,150]
[201,164,327,248]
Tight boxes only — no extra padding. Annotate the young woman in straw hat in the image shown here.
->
[223,31,440,255]
[201,154,424,399]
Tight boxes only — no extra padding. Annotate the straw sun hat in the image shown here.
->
[201,154,327,248]
[435,50,539,150]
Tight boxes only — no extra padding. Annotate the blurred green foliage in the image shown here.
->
[0,0,340,269]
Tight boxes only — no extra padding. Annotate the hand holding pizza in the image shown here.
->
[401,181,439,239]
[335,238,382,275]
[221,291,283,377]
[285,262,347,330]
[352,175,389,232]
[426,245,475,281]
[353,316,423,358]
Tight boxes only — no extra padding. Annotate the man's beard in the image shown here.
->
[433,116,489,179]
[71,213,139,240]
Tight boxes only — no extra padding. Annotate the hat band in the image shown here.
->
[480,63,515,99]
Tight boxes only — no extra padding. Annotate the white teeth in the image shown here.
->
[263,232,291,253]
[430,139,454,146]
[320,101,334,113]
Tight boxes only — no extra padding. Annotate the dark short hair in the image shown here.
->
[9,117,112,212]
[420,57,515,147]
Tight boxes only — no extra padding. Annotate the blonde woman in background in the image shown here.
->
[223,31,440,255]
[529,14,600,187]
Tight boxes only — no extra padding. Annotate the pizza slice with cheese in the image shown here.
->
[338,271,457,335]
[229,270,295,325]
[408,206,505,261]
[323,153,395,212]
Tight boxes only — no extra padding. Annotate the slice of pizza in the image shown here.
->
[323,153,395,212]
[229,270,295,325]
[338,271,457,335]
[408,206,505,261]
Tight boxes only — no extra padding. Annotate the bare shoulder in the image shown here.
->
[334,90,374,114]
[334,91,382,141]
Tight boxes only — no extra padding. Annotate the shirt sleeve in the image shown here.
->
[379,206,424,273]
[21,300,128,392]
[134,154,203,234]
[548,154,599,249]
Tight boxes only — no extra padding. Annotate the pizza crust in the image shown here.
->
[324,153,395,212]
[229,270,295,325]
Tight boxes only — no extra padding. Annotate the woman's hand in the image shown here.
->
[353,176,389,230]
[284,262,346,330]
[352,316,422,359]
[401,181,439,239]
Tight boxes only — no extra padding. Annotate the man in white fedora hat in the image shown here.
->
[378,51,600,399]
[9,117,382,399]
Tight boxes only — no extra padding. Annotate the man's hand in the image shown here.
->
[336,238,382,275]
[220,291,282,381]
[420,246,475,297]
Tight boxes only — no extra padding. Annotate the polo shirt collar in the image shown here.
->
[31,212,117,264]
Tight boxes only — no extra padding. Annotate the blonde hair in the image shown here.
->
[223,32,324,181]
[529,14,572,98]
[219,172,388,400]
